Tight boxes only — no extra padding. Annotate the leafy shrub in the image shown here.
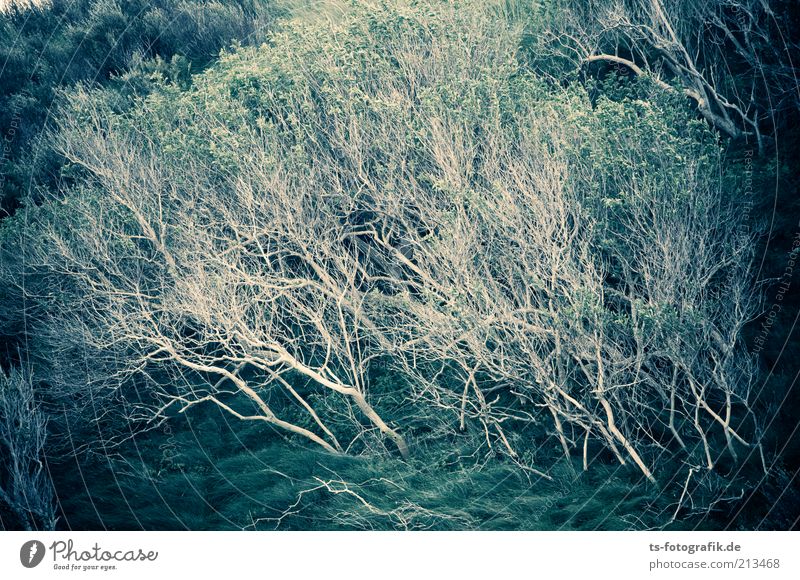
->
[2,0,775,529]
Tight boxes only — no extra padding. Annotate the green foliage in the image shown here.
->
[1,0,795,531]
[0,0,279,214]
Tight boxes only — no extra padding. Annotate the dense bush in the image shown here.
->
[0,0,279,214]
[1,0,795,530]
[6,0,760,490]
[0,366,56,530]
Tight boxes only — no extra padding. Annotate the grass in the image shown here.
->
[48,403,691,531]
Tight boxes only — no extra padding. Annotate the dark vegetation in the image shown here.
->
[0,0,279,216]
[0,0,798,530]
